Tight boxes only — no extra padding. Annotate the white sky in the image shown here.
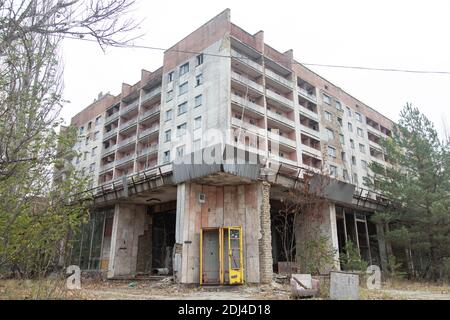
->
[61,0,450,139]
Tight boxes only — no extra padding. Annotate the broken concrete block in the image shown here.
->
[290,274,319,298]
[330,271,359,300]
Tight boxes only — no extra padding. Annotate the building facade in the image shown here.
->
[67,9,393,284]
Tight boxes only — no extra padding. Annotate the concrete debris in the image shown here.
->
[150,276,174,288]
[330,271,359,300]
[290,274,319,299]
[273,274,289,284]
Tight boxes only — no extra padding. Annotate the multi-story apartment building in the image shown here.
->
[66,10,393,284]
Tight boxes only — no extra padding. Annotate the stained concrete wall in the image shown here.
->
[174,182,268,284]
[108,203,148,278]
[295,202,340,273]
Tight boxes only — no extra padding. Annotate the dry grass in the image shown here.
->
[382,278,450,293]
[1,277,449,300]
[0,279,86,300]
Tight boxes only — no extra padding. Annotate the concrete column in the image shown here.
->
[376,222,388,272]
[107,203,147,278]
[259,181,273,284]
[296,202,340,274]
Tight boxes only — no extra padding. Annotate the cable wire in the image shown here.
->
[62,35,450,75]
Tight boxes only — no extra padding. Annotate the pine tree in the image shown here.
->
[365,104,450,281]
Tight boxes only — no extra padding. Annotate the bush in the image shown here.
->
[340,241,368,272]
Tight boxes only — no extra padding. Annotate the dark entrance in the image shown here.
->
[151,210,176,272]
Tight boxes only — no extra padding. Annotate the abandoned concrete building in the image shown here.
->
[64,9,394,285]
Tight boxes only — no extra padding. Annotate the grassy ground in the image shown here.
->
[0,278,449,300]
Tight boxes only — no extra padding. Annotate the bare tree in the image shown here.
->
[0,0,140,178]
[0,0,141,52]
[0,0,140,277]
[273,166,337,275]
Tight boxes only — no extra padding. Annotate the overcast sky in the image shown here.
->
[61,0,450,139]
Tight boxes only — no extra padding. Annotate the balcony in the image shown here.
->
[367,124,381,137]
[267,131,296,148]
[104,111,119,125]
[231,49,263,73]
[233,142,266,157]
[139,106,160,121]
[300,125,320,140]
[101,144,116,157]
[120,100,139,116]
[119,117,138,131]
[301,144,322,158]
[117,135,136,149]
[266,110,295,128]
[137,145,159,158]
[231,117,266,136]
[269,152,298,166]
[266,88,293,109]
[231,94,265,115]
[299,107,319,122]
[99,162,115,173]
[142,87,161,103]
[231,71,264,93]
[103,128,117,140]
[116,154,135,166]
[297,86,317,103]
[265,68,293,88]
[138,126,159,139]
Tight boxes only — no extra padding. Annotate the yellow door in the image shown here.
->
[228,226,244,285]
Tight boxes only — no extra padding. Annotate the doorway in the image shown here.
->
[200,227,244,285]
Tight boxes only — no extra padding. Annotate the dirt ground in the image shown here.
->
[1,278,449,300]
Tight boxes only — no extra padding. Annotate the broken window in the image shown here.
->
[179,62,189,75]
[196,54,204,66]
[70,209,114,270]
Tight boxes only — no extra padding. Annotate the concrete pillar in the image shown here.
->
[108,203,147,278]
[296,202,340,274]
[376,222,388,272]
[259,181,273,284]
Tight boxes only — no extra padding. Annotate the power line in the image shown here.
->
[62,35,450,75]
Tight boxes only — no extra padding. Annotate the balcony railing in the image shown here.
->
[231,49,263,73]
[297,86,317,103]
[139,106,160,121]
[138,126,159,139]
[299,105,319,121]
[265,89,293,108]
[137,144,159,157]
[105,111,119,124]
[300,124,320,139]
[103,128,117,140]
[265,68,293,88]
[301,144,322,158]
[267,131,296,148]
[266,110,295,127]
[117,135,136,148]
[231,94,265,114]
[141,87,161,103]
[101,144,117,156]
[119,117,138,131]
[231,117,266,136]
[116,154,134,166]
[99,162,115,172]
[231,71,264,93]
[268,152,298,166]
[232,142,266,156]
[120,99,139,116]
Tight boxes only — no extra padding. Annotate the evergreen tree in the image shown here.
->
[365,104,450,281]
